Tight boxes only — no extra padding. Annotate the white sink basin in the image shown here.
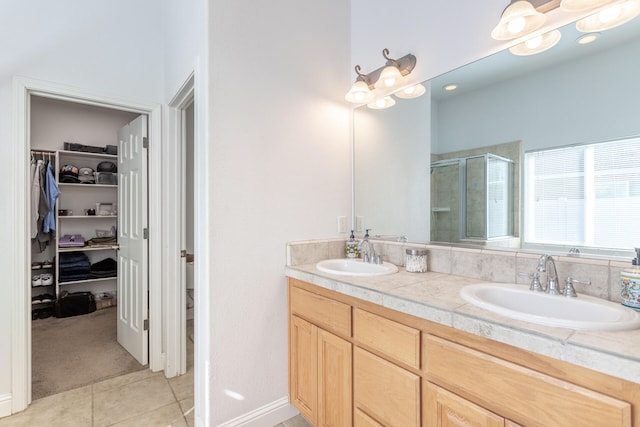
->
[460,283,640,331]
[316,259,398,277]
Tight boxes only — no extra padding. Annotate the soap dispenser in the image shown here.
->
[345,230,359,259]
[621,248,640,309]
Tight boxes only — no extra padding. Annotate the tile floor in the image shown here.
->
[0,368,194,427]
[275,414,313,427]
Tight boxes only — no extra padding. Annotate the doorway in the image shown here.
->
[11,77,164,412]
[29,96,148,399]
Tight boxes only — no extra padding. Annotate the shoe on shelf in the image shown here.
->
[39,294,55,303]
[40,274,53,286]
[31,262,42,270]
[42,260,53,269]
[31,275,42,287]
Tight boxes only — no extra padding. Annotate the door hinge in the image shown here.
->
[180,249,187,258]
[143,228,149,239]
[143,319,149,331]
[143,137,149,149]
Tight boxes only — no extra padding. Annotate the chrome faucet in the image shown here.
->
[358,229,378,264]
[537,254,561,295]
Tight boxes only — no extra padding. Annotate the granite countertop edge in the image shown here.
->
[285,264,640,385]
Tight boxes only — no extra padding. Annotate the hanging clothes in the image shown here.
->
[32,158,51,253]
[30,158,42,239]
[43,162,60,234]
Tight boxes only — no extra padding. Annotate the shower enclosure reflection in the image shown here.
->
[431,153,517,247]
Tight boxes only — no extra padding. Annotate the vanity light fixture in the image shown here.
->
[394,83,427,99]
[345,48,417,105]
[575,0,640,32]
[367,96,396,110]
[509,29,562,55]
[577,32,601,43]
[491,0,547,40]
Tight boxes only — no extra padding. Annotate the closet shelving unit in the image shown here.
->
[55,149,118,299]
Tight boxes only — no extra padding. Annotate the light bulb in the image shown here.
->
[508,16,527,34]
[395,83,426,99]
[345,80,373,104]
[375,65,403,89]
[599,4,622,22]
[525,35,543,48]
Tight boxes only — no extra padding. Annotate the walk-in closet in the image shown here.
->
[29,95,146,399]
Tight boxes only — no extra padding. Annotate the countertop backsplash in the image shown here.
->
[286,238,629,304]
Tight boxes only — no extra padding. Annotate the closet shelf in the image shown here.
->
[58,246,118,252]
[58,183,117,188]
[57,150,117,160]
[58,276,117,286]
[58,215,117,219]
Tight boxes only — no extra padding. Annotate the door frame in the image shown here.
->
[10,76,163,412]
[163,73,195,377]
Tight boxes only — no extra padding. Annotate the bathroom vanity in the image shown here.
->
[286,259,640,427]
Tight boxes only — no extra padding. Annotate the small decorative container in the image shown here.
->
[405,248,428,273]
[621,268,640,309]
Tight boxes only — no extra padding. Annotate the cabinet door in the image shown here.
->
[290,315,318,424]
[354,347,420,427]
[425,382,503,427]
[318,329,352,427]
[355,408,384,427]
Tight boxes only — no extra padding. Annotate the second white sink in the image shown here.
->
[316,258,398,277]
[460,283,640,331]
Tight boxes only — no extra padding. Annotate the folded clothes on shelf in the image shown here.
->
[59,234,86,248]
[58,252,91,282]
[90,257,117,278]
[86,236,117,247]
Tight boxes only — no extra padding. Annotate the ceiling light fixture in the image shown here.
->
[395,83,427,99]
[443,84,458,91]
[575,0,640,32]
[509,29,562,55]
[577,32,601,43]
[491,1,547,40]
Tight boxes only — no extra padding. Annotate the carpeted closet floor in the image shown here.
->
[31,306,146,400]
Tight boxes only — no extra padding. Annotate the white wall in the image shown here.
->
[207,0,351,424]
[0,0,164,415]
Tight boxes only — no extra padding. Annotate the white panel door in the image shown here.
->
[117,115,149,365]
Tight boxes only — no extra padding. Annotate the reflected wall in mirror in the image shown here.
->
[354,19,640,254]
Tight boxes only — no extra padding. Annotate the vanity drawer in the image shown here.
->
[290,285,351,337]
[424,335,631,427]
[354,308,420,369]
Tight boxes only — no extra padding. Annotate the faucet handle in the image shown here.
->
[519,271,545,292]
[562,277,591,297]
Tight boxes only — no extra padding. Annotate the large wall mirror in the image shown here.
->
[354,19,640,256]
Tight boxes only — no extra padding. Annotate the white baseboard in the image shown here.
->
[0,393,12,419]
[216,397,299,427]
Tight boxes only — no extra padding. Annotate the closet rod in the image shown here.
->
[30,149,56,155]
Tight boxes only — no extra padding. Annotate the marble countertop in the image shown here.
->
[285,264,640,385]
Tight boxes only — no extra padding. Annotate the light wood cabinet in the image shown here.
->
[425,382,503,427]
[288,278,639,427]
[424,334,631,427]
[290,315,352,426]
[290,280,353,427]
[354,347,420,427]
